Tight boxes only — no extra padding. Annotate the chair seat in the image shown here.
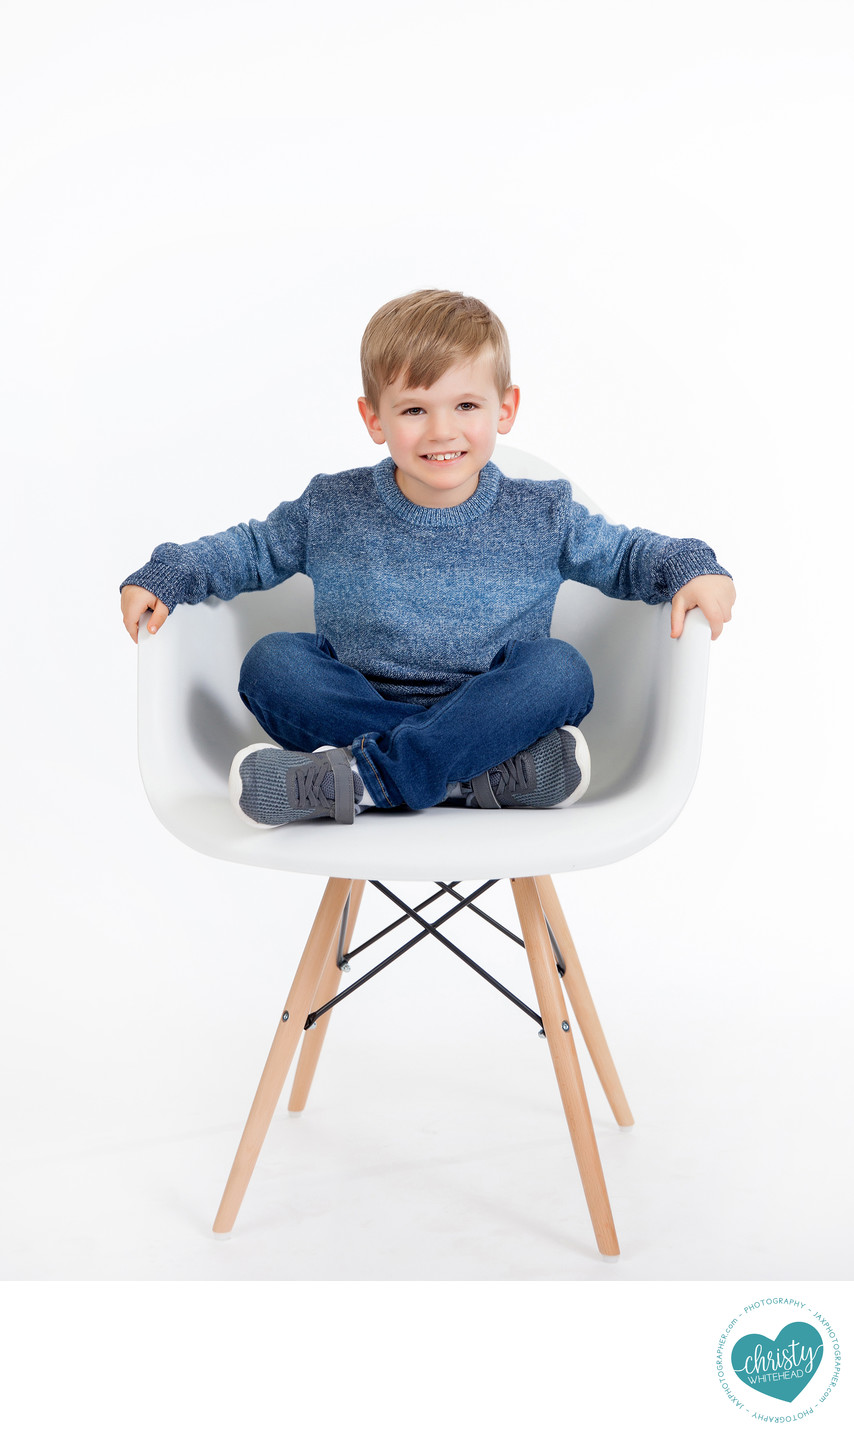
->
[149,764,699,879]
[137,448,711,881]
[135,443,711,879]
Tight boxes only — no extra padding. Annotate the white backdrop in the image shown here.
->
[2,2,853,1431]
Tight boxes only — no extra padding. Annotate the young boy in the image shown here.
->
[120,289,735,828]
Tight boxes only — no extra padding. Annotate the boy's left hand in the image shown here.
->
[671,574,736,640]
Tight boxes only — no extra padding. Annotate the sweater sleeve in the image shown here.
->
[557,482,731,603]
[119,482,313,611]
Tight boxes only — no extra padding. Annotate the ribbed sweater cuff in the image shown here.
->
[658,545,732,600]
[119,560,189,612]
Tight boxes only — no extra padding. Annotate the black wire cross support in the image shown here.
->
[303,878,562,1033]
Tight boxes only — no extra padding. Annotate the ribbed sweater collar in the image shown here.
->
[372,455,501,527]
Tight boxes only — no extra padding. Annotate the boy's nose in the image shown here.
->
[428,421,459,443]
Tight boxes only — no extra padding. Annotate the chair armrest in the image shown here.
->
[629,603,711,821]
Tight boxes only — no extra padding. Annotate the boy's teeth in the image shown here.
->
[425,452,462,461]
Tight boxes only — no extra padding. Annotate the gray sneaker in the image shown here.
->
[229,743,364,828]
[462,726,591,810]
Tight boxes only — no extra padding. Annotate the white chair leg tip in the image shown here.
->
[211,1230,232,1241]
[600,1253,620,1262]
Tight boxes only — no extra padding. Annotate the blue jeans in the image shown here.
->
[238,632,594,810]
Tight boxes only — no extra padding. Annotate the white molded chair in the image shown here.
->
[136,444,711,1258]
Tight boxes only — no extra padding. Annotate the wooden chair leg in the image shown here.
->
[511,877,620,1258]
[535,875,634,1128]
[212,876,353,1235]
[288,879,366,1113]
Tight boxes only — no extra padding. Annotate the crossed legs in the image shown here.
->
[237,631,594,810]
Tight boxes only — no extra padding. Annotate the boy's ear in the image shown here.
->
[497,384,521,435]
[358,396,386,445]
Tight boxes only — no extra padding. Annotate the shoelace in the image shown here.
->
[489,753,530,797]
[292,762,335,811]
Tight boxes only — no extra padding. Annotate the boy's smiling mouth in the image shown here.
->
[422,451,466,462]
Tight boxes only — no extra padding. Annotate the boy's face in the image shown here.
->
[358,349,520,508]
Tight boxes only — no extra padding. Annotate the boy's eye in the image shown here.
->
[403,407,424,416]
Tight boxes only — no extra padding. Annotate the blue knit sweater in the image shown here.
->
[122,456,730,700]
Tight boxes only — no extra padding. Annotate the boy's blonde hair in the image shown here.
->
[360,289,512,413]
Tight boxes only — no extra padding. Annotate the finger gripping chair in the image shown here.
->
[136,445,711,1259]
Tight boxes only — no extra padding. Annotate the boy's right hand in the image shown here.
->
[121,584,170,643]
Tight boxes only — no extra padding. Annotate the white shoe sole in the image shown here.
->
[556,725,591,807]
[228,742,284,828]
